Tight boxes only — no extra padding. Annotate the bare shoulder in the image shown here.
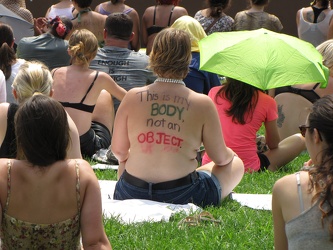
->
[273,173,297,195]
[175,6,188,15]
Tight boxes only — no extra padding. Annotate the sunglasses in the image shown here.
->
[299,125,310,137]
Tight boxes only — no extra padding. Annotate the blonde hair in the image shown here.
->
[12,61,53,103]
[317,39,333,68]
[149,28,191,79]
[68,29,98,66]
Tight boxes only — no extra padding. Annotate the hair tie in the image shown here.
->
[56,23,66,37]
[33,91,42,96]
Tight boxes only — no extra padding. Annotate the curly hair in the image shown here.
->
[149,28,191,79]
[307,95,333,241]
[215,78,260,124]
[68,29,98,66]
[206,0,230,17]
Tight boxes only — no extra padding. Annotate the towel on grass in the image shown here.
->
[231,193,272,210]
[98,180,201,224]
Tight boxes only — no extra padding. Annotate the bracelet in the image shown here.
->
[217,154,236,167]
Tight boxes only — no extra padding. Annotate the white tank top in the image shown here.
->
[298,8,333,47]
[46,5,74,20]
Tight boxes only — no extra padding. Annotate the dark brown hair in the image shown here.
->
[104,13,133,41]
[0,23,16,80]
[308,95,333,241]
[206,0,230,17]
[15,95,69,166]
[215,78,259,124]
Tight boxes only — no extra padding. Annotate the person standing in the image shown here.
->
[90,13,156,114]
[297,0,333,47]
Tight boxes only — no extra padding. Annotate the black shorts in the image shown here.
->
[80,121,111,157]
[258,153,270,171]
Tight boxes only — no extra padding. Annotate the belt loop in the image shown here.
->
[148,182,153,197]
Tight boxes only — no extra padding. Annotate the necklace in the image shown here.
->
[155,77,185,86]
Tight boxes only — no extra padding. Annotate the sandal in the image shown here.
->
[178,211,221,229]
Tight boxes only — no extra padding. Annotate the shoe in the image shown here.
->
[92,148,119,165]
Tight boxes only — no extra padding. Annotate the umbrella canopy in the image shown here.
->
[199,28,329,90]
[0,4,33,43]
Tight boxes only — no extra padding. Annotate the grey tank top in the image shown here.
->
[285,172,333,249]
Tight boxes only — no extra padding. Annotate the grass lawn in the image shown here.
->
[93,150,309,250]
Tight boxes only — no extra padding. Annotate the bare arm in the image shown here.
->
[99,72,127,101]
[327,15,333,39]
[80,160,112,249]
[264,119,280,149]
[202,97,235,166]
[272,180,288,250]
[0,104,10,147]
[141,11,149,48]
[129,10,141,52]
[111,93,131,179]
[95,4,100,12]
[66,112,82,159]
[296,9,301,28]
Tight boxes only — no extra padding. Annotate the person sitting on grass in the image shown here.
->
[202,78,306,172]
[0,60,81,159]
[111,28,244,207]
[272,95,333,249]
[0,94,111,249]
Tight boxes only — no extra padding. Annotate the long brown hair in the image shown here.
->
[308,95,333,241]
[0,23,16,80]
[215,78,259,124]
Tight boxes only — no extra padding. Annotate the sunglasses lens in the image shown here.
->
[299,126,307,137]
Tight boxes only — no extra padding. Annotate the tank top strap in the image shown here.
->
[295,172,304,213]
[153,5,157,25]
[80,71,99,103]
[4,160,12,214]
[75,160,81,214]
[312,83,320,90]
[167,5,175,26]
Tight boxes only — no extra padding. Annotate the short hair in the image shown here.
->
[0,23,15,80]
[251,0,269,6]
[72,0,92,8]
[104,13,133,41]
[12,61,53,103]
[149,28,191,79]
[15,95,69,166]
[68,29,98,66]
[317,39,333,68]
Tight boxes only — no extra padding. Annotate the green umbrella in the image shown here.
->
[199,28,329,90]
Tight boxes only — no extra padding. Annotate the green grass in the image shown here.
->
[93,151,310,250]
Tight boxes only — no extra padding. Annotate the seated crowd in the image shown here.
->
[0,0,333,248]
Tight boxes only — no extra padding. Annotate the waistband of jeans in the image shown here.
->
[122,170,198,190]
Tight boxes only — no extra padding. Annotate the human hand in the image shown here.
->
[34,17,48,35]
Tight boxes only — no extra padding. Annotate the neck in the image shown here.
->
[104,37,129,48]
[249,5,265,12]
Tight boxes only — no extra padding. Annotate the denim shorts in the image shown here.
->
[113,170,222,207]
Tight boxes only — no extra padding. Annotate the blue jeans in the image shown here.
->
[113,171,222,207]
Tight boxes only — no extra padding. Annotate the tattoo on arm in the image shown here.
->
[277,104,285,128]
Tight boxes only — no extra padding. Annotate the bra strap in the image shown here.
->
[75,160,81,214]
[295,172,304,213]
[4,160,12,214]
[167,6,175,26]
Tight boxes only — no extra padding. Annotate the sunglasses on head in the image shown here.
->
[299,125,310,137]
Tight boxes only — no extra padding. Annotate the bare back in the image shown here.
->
[112,82,227,182]
[142,5,188,54]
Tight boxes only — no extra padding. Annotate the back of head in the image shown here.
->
[157,0,180,5]
[171,15,206,52]
[311,0,331,8]
[104,13,133,41]
[72,0,92,8]
[206,0,230,17]
[49,16,73,39]
[68,29,98,66]
[217,78,259,124]
[15,95,69,166]
[317,39,333,68]
[0,23,15,80]
[251,0,269,6]
[12,61,53,103]
[149,28,191,79]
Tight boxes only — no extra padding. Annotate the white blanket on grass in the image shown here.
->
[98,180,201,224]
[231,193,272,210]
